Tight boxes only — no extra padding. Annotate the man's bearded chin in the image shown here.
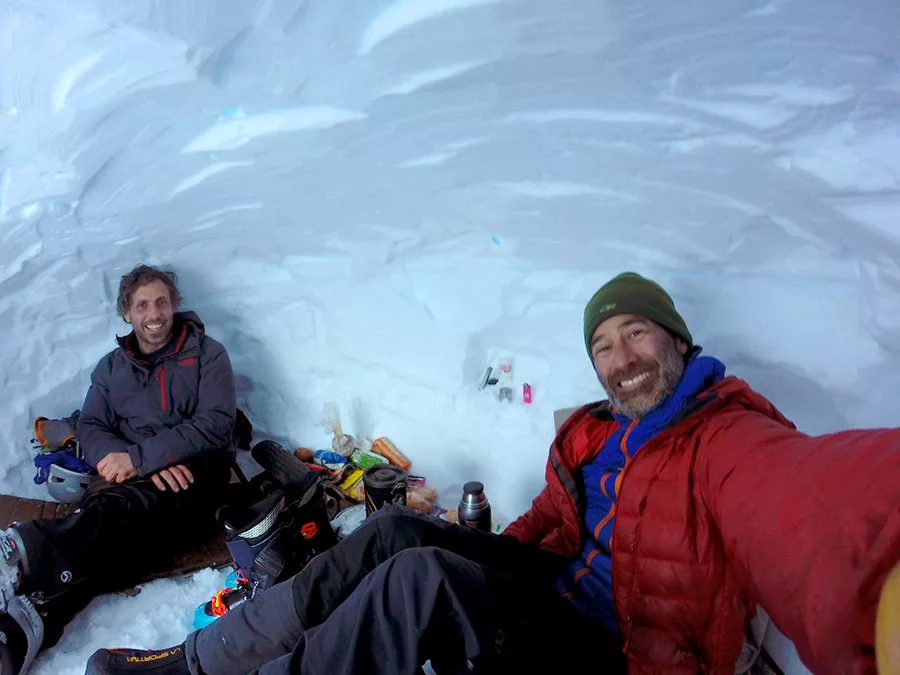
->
[600,344,687,420]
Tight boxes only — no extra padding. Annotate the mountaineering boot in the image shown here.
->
[0,528,27,614]
[192,441,338,629]
[226,479,338,588]
[877,560,900,675]
[198,477,337,628]
[194,487,289,629]
[0,610,29,674]
[85,643,189,675]
[0,596,44,675]
[0,528,43,674]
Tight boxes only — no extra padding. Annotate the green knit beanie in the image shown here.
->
[583,272,693,357]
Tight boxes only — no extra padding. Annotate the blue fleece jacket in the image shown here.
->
[555,353,726,631]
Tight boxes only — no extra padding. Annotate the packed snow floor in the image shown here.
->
[1,0,899,673]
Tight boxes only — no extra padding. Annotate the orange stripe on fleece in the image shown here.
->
[593,504,617,540]
[600,472,612,499]
[619,420,637,460]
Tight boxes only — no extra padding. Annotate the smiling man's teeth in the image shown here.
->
[620,371,652,388]
[145,323,164,331]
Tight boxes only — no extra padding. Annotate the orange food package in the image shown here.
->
[371,437,411,471]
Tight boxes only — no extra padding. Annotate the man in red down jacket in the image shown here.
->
[89,271,899,675]
[504,272,900,674]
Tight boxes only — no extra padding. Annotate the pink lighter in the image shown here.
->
[523,383,533,404]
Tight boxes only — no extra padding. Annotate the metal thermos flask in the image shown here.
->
[458,481,492,532]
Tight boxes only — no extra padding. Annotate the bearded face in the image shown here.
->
[123,279,175,355]
[590,315,689,420]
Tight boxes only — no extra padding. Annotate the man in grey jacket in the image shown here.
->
[0,264,237,675]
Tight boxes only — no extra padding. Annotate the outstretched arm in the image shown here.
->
[697,410,900,675]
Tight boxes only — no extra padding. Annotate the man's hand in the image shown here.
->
[97,452,138,483]
[150,464,194,493]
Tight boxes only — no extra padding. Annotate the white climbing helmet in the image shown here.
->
[47,464,98,504]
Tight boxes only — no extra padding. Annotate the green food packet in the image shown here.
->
[351,448,389,470]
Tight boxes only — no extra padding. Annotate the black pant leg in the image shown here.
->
[261,547,625,675]
[18,477,223,598]
[191,505,566,675]
[14,471,227,645]
[292,504,565,627]
[469,581,627,674]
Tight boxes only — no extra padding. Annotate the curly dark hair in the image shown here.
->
[117,264,183,318]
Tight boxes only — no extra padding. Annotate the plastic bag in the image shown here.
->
[321,402,355,457]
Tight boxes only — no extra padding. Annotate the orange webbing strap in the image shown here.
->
[877,560,900,675]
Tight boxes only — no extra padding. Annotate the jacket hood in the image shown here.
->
[173,310,205,335]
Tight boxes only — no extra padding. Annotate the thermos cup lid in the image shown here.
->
[463,481,484,495]
[363,465,407,489]
[460,481,489,514]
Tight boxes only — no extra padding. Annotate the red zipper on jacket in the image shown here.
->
[156,368,168,412]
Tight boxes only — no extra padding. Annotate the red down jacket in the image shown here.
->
[504,376,900,674]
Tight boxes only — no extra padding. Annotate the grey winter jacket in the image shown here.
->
[76,312,237,476]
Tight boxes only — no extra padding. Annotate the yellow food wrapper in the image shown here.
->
[340,468,366,502]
